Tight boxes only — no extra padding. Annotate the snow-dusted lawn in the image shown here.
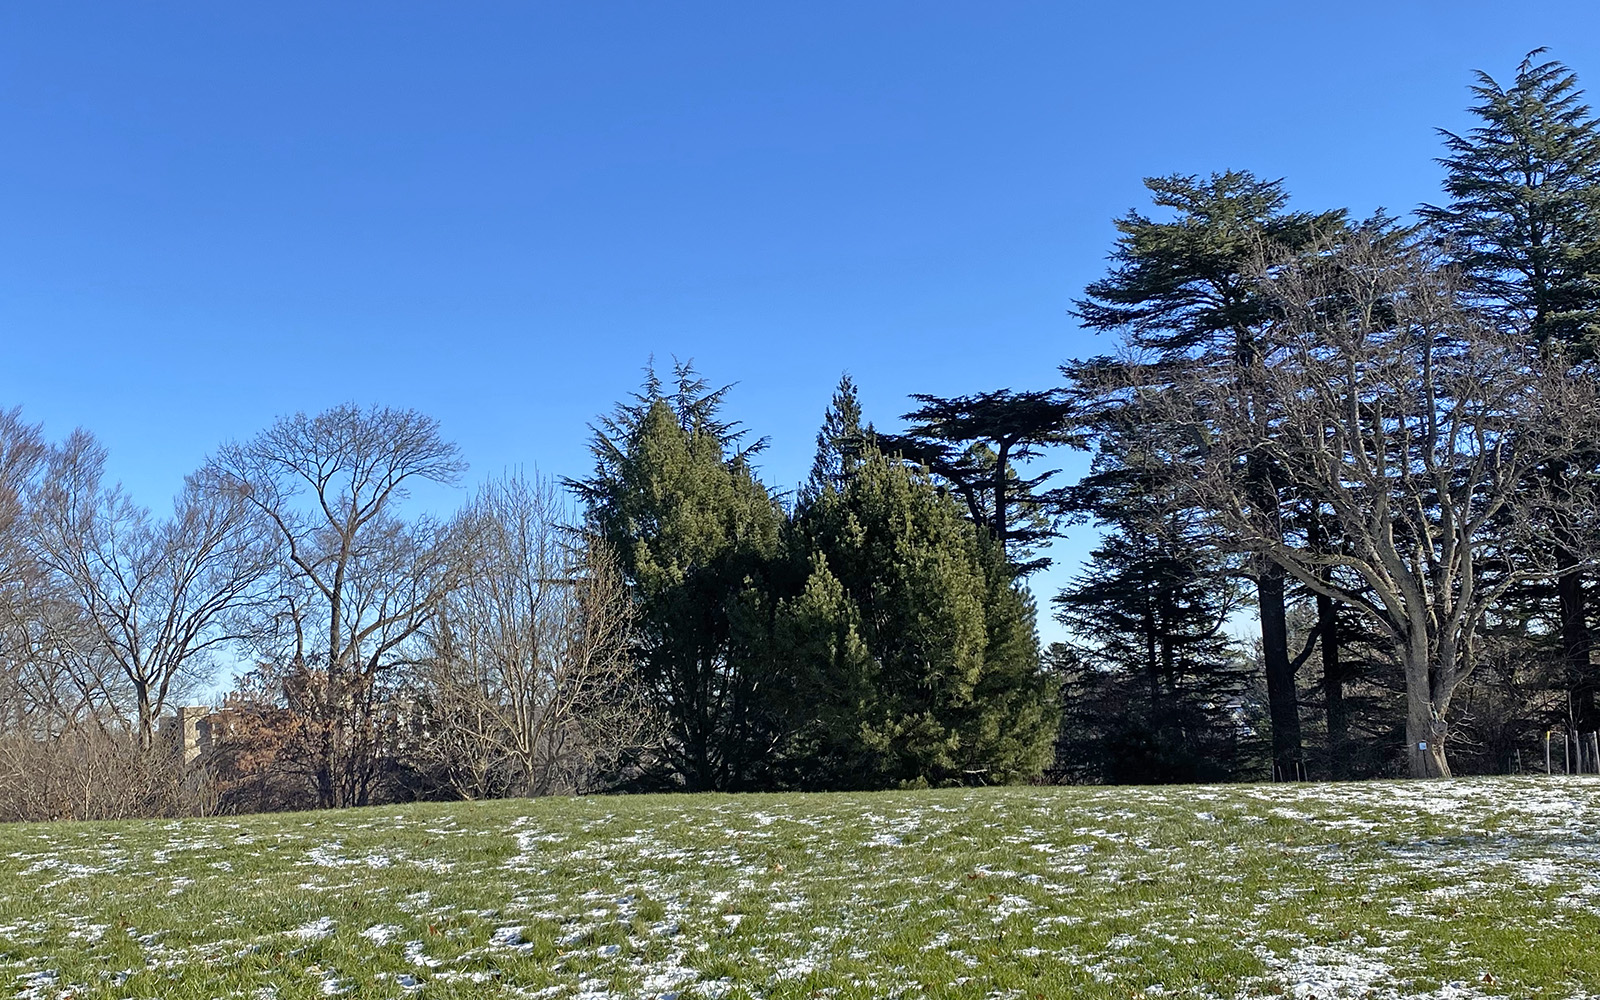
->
[1,778,1598,999]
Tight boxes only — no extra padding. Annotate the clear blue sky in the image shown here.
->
[4,2,1598,643]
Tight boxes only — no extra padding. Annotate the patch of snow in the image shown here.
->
[289,917,337,941]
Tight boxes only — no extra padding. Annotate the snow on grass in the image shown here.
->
[288,917,337,941]
[0,777,1598,997]
[358,924,401,946]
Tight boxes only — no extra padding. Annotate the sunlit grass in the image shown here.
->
[1,777,1598,998]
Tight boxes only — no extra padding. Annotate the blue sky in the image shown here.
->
[4,2,1598,643]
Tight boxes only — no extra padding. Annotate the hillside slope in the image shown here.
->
[1,778,1598,998]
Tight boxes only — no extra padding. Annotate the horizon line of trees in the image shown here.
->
[3,49,1600,819]
[0,374,1063,820]
[1053,48,1600,782]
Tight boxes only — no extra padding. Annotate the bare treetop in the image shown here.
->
[234,404,466,521]
[1141,228,1600,776]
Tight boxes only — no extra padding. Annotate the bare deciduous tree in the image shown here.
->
[30,431,275,748]
[0,415,161,822]
[1149,232,1600,777]
[0,408,50,739]
[208,404,467,807]
[419,473,654,797]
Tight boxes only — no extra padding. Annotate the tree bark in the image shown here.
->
[1317,590,1345,779]
[1406,694,1451,778]
[1258,562,1302,780]
[1557,546,1596,731]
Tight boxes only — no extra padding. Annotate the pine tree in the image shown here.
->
[1421,50,1600,735]
[787,445,1057,788]
[804,374,869,501]
[568,361,791,791]
[770,551,880,787]
[1071,171,1350,781]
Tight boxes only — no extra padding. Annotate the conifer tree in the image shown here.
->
[804,374,869,501]
[1071,171,1349,781]
[876,389,1074,575]
[1422,49,1600,349]
[1422,50,1600,734]
[787,443,1057,788]
[770,551,879,786]
[1053,531,1258,784]
[569,361,791,791]
[1052,411,1258,783]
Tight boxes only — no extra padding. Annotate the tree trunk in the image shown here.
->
[1557,546,1596,731]
[1317,591,1345,779]
[1144,595,1160,713]
[137,691,156,753]
[1405,696,1451,778]
[992,441,1011,557]
[1258,563,1302,780]
[315,758,335,809]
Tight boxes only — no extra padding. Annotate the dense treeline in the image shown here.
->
[572,367,1056,792]
[1058,50,1600,781]
[3,51,1600,819]
[0,374,1058,819]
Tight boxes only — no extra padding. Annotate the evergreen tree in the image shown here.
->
[1053,532,1259,784]
[786,444,1057,788]
[1421,50,1600,735]
[1422,49,1600,349]
[770,551,880,787]
[1052,413,1259,783]
[805,374,868,501]
[1071,171,1350,781]
[876,389,1075,575]
[569,361,791,791]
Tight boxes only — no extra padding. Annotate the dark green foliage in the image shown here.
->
[1074,171,1349,359]
[1069,171,1352,781]
[805,373,869,501]
[569,362,792,791]
[572,367,1055,792]
[1051,413,1261,784]
[1422,50,1600,734]
[1052,538,1259,785]
[1422,49,1600,351]
[876,389,1075,574]
[1054,532,1240,710]
[787,445,1058,788]
[769,551,879,785]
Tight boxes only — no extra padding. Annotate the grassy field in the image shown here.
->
[1,777,1598,999]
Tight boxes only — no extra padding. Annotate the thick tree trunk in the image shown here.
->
[1557,546,1596,732]
[1317,591,1346,779]
[1403,630,1452,778]
[1405,699,1451,778]
[1258,563,1302,780]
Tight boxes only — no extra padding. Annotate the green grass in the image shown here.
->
[2,777,1598,998]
